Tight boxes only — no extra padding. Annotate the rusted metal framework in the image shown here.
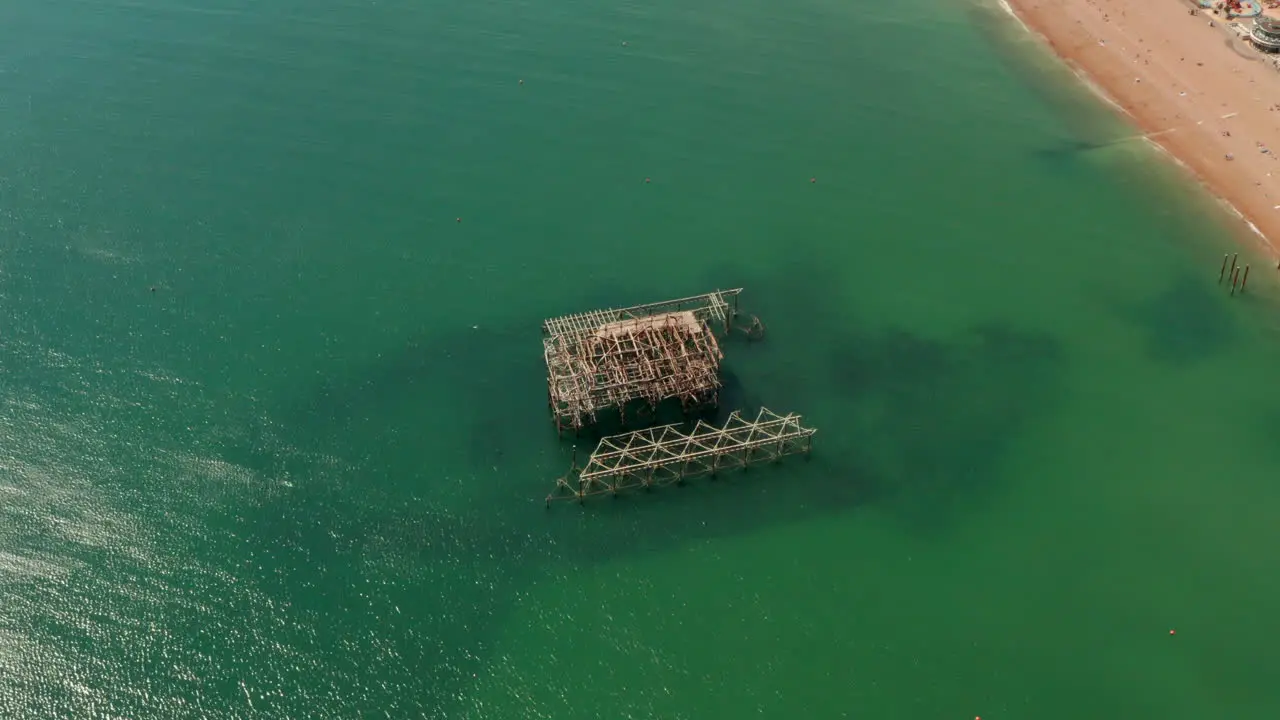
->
[548,408,816,504]
[542,289,745,433]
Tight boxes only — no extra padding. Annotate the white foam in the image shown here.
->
[991,0,1273,251]
[1143,137,1273,246]
[1142,136,1187,169]
[997,0,1032,34]
[1070,66,1131,117]
[1223,201,1269,241]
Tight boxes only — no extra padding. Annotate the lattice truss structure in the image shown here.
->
[542,290,743,432]
[552,408,816,502]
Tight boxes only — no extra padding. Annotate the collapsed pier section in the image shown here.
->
[541,289,745,434]
[549,407,817,504]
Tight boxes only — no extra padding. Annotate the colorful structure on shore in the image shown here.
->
[1252,16,1280,50]
[1210,0,1263,17]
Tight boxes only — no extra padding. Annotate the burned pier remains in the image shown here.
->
[549,408,817,504]
[542,289,744,434]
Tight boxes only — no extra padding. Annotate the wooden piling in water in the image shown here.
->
[1231,253,1239,280]
[1231,266,1240,296]
[1220,254,1229,282]
[1242,265,1250,292]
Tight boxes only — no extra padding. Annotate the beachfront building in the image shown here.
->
[1252,16,1280,52]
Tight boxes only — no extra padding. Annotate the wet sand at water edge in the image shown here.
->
[1008,0,1280,255]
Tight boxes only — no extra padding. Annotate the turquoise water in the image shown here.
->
[3,0,1280,717]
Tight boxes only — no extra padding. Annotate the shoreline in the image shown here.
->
[1003,0,1280,258]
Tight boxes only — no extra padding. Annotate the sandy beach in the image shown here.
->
[1006,0,1280,255]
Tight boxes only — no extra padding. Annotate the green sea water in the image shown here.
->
[4,0,1280,717]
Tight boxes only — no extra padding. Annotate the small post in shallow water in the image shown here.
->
[1220,254,1229,283]
[1231,253,1239,280]
[1231,266,1240,296]
[1242,265,1251,292]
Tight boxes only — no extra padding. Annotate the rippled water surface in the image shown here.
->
[3,0,1280,717]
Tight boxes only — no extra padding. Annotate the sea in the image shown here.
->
[3,0,1280,718]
